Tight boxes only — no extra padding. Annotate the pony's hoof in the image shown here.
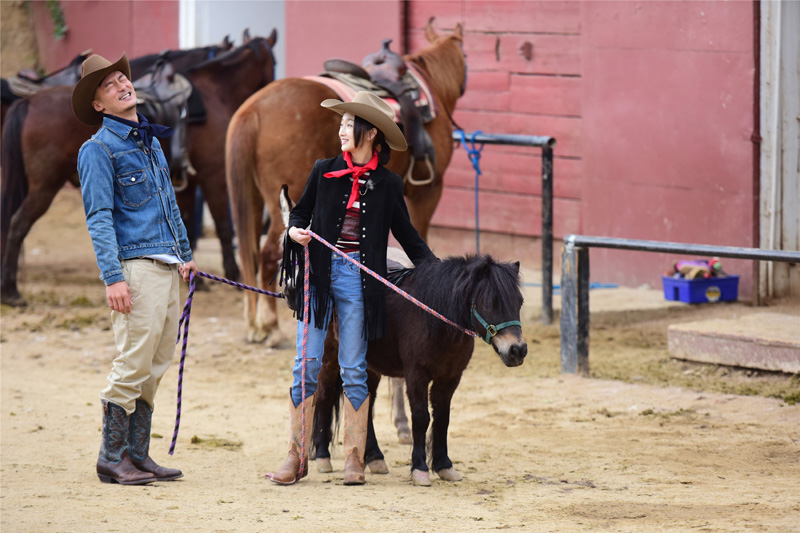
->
[411,469,431,486]
[397,427,412,445]
[367,459,389,474]
[0,291,27,308]
[316,458,333,473]
[436,467,463,482]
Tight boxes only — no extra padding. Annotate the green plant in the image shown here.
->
[45,0,68,40]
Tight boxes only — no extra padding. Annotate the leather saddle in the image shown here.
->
[134,60,195,192]
[5,50,89,100]
[323,39,437,185]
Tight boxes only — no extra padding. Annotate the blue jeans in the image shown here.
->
[291,251,368,410]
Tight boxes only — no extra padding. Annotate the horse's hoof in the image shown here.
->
[367,459,389,475]
[246,328,268,344]
[316,458,333,473]
[396,428,412,445]
[411,469,431,486]
[0,291,27,308]
[264,329,287,349]
[436,467,463,482]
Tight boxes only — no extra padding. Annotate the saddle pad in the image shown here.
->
[305,75,403,123]
[305,63,437,125]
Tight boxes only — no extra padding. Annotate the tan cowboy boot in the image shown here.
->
[267,395,315,485]
[343,396,369,485]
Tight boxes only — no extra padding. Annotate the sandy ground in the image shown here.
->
[2,187,799,532]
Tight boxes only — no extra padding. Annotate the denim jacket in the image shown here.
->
[77,117,192,285]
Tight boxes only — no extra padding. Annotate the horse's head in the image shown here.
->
[467,257,527,367]
[409,18,467,105]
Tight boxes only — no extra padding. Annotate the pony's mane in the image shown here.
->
[407,34,465,111]
[408,255,523,342]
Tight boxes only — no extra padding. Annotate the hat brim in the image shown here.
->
[71,53,132,125]
[321,99,408,152]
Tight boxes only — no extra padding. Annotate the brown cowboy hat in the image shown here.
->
[71,52,131,125]
[321,91,407,152]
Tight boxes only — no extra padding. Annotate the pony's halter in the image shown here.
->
[470,303,521,345]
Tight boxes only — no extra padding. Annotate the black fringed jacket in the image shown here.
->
[284,155,435,340]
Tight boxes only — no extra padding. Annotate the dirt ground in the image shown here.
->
[2,187,799,532]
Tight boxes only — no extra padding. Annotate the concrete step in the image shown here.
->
[668,312,800,373]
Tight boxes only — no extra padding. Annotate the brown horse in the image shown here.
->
[0,34,276,306]
[226,20,466,344]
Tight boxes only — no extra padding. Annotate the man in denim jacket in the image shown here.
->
[72,53,197,485]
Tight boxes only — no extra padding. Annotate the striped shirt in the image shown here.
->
[335,174,368,253]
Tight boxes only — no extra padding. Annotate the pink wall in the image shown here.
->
[284,1,402,77]
[410,1,585,241]
[31,0,178,73]
[580,1,757,297]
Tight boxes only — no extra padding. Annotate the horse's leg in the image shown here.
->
[365,370,388,474]
[429,377,463,481]
[313,327,341,473]
[404,370,432,486]
[258,216,284,346]
[390,377,412,444]
[1,187,63,305]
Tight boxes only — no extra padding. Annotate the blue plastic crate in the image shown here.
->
[661,275,739,304]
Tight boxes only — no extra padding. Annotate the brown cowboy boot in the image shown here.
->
[267,395,315,485]
[129,399,183,481]
[96,401,156,485]
[343,395,369,485]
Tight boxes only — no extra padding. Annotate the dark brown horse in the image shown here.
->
[226,20,466,344]
[313,254,528,485]
[0,34,275,306]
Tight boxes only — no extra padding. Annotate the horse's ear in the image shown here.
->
[513,261,520,273]
[425,17,439,43]
[267,28,278,47]
[222,35,232,49]
[452,23,464,41]
[242,28,252,44]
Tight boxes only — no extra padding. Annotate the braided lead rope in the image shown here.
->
[170,271,197,455]
[298,245,311,480]
[307,230,477,339]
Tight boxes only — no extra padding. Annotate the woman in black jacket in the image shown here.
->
[268,91,435,486]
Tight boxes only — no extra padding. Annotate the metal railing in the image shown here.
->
[560,235,800,375]
[452,131,557,324]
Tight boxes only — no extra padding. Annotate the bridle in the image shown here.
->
[470,303,521,345]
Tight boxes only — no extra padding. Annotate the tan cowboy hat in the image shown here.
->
[71,52,132,125]
[321,91,407,152]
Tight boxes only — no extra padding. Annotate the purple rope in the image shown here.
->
[307,230,477,339]
[197,271,284,298]
[170,271,197,455]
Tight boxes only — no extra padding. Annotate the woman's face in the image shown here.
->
[338,112,358,153]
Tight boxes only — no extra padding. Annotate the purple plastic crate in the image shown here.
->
[661,275,739,304]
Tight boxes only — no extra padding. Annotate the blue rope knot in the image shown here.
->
[457,129,484,176]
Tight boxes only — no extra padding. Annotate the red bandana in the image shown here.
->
[324,151,378,210]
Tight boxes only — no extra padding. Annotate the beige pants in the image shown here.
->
[101,258,181,415]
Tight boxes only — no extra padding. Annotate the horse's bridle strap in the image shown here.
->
[470,305,521,345]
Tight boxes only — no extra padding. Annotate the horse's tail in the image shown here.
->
[1,97,30,257]
[225,106,264,308]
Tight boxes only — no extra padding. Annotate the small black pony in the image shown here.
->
[312,253,528,486]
